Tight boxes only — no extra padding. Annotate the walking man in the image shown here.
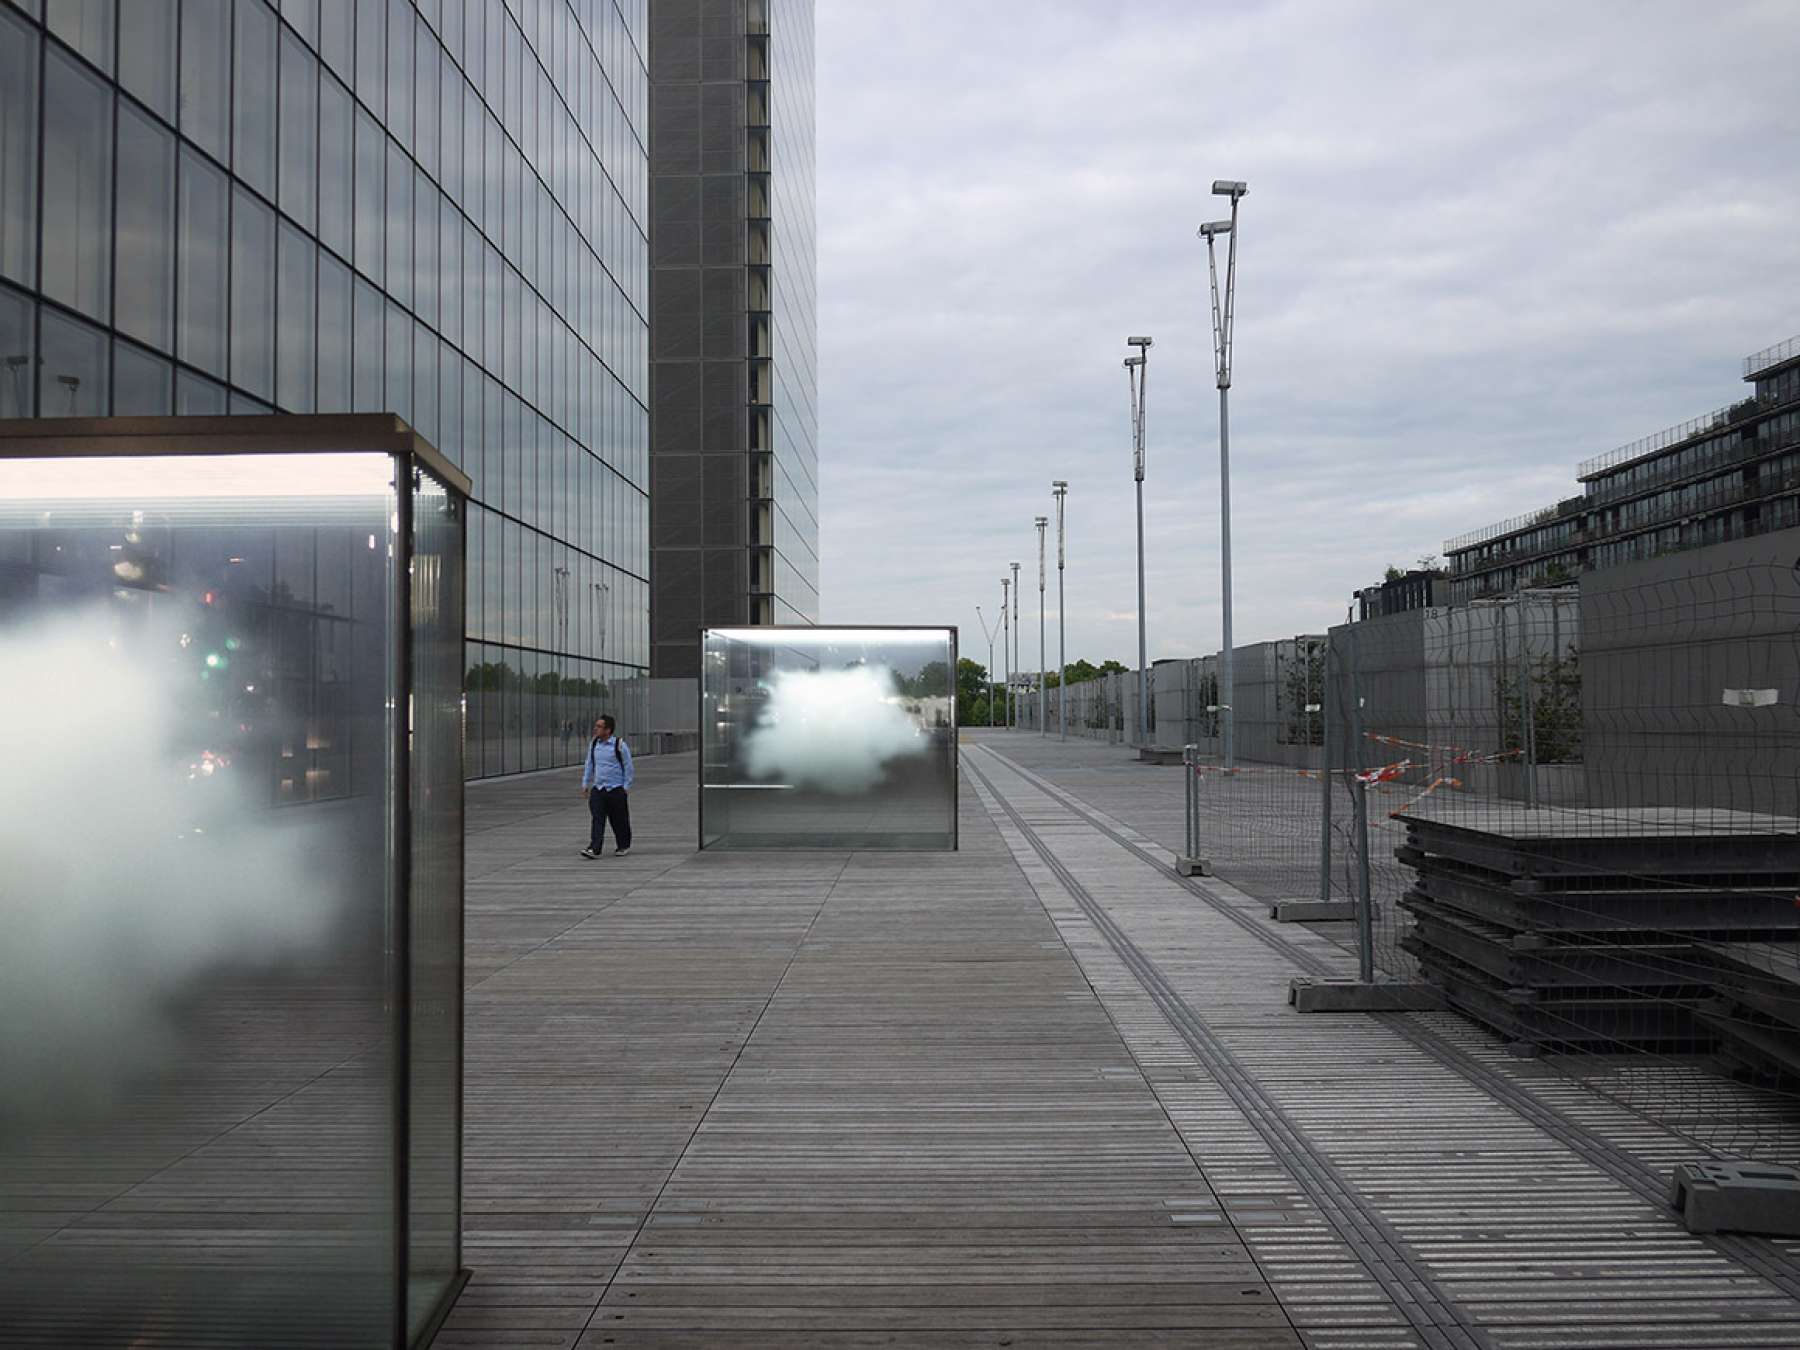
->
[580,714,634,858]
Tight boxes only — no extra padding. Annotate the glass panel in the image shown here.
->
[0,283,33,417]
[353,275,383,411]
[318,0,351,80]
[317,249,351,411]
[412,318,436,444]
[232,0,276,198]
[407,466,464,1340]
[278,29,319,231]
[41,47,113,321]
[230,187,276,400]
[700,628,958,850]
[277,221,317,412]
[0,8,37,288]
[281,0,319,46]
[318,73,353,258]
[355,0,385,109]
[175,366,227,413]
[179,0,230,162]
[384,296,410,422]
[118,0,177,120]
[112,338,171,413]
[354,107,384,282]
[414,14,438,179]
[385,138,411,307]
[385,0,411,151]
[177,146,228,377]
[114,104,175,351]
[414,171,438,328]
[46,0,113,75]
[37,305,108,415]
[0,449,399,1345]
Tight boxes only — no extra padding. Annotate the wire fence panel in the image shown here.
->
[1178,554,1800,1159]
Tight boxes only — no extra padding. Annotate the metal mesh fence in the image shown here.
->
[1180,556,1800,1160]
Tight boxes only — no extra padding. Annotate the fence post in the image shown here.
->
[1184,744,1196,860]
[1353,775,1375,984]
[1318,636,1334,904]
[1518,601,1538,808]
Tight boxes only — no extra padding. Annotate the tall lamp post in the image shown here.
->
[1009,561,1021,728]
[976,604,998,728]
[1000,574,1011,731]
[1035,516,1048,735]
[1124,336,1152,746]
[1199,179,1246,769]
[1052,480,1068,740]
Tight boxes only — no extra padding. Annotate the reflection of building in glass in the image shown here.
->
[0,1,650,778]
[1444,335,1800,602]
[649,0,819,679]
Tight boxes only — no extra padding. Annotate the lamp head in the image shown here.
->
[1127,335,1153,349]
[1211,179,1248,199]
[1197,220,1233,239]
[1035,515,1048,527]
[1123,355,1143,368]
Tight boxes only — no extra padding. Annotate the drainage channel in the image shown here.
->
[963,749,1496,1350]
[976,741,1800,1305]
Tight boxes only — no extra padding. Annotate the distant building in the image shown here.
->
[648,0,819,679]
[1357,568,1447,621]
[1445,334,1800,603]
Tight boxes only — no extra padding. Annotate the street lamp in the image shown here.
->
[1199,177,1246,768]
[976,604,999,728]
[1125,336,1152,746]
[1000,574,1011,731]
[1052,480,1068,740]
[1009,560,1021,729]
[1035,516,1048,735]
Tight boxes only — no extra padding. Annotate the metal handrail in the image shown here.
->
[1445,503,1563,554]
[1744,334,1800,379]
[1575,396,1770,480]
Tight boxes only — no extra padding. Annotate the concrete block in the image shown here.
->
[1288,976,1444,1013]
[1176,856,1211,877]
[1138,747,1187,765]
[1270,900,1359,923]
[1671,1160,1800,1237]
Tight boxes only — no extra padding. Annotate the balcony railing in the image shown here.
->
[1745,333,1800,380]
[1445,502,1564,554]
[1576,393,1775,480]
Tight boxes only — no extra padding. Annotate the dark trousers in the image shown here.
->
[588,787,632,851]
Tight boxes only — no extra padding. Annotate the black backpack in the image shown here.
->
[591,736,625,768]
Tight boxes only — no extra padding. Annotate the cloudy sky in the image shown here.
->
[809,0,1800,673]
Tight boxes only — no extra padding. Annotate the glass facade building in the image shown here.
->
[648,0,817,680]
[0,0,652,778]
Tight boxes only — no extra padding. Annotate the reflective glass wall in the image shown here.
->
[0,429,465,1348]
[0,0,652,778]
[701,626,957,849]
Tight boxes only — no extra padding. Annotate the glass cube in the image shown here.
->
[701,626,958,849]
[0,415,467,1348]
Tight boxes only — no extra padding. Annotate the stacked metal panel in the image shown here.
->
[1395,805,1800,1053]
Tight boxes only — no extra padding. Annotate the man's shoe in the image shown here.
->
[580,847,601,859]
[614,847,631,857]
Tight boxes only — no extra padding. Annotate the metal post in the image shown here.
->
[1010,561,1021,730]
[1353,776,1375,983]
[1126,338,1152,748]
[1318,637,1334,903]
[1518,600,1537,808]
[1200,183,1245,770]
[1036,516,1048,736]
[977,604,997,729]
[1000,576,1010,732]
[1184,744,1196,859]
[1053,481,1068,741]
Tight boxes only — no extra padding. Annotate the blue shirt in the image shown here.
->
[581,735,634,791]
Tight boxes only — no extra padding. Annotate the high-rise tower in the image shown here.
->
[648,0,818,679]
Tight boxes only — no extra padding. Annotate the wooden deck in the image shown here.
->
[439,733,1800,1349]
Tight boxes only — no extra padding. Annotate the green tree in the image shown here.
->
[955,657,989,725]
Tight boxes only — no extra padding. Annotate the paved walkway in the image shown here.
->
[439,732,1800,1349]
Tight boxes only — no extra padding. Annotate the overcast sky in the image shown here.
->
[809,0,1800,673]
